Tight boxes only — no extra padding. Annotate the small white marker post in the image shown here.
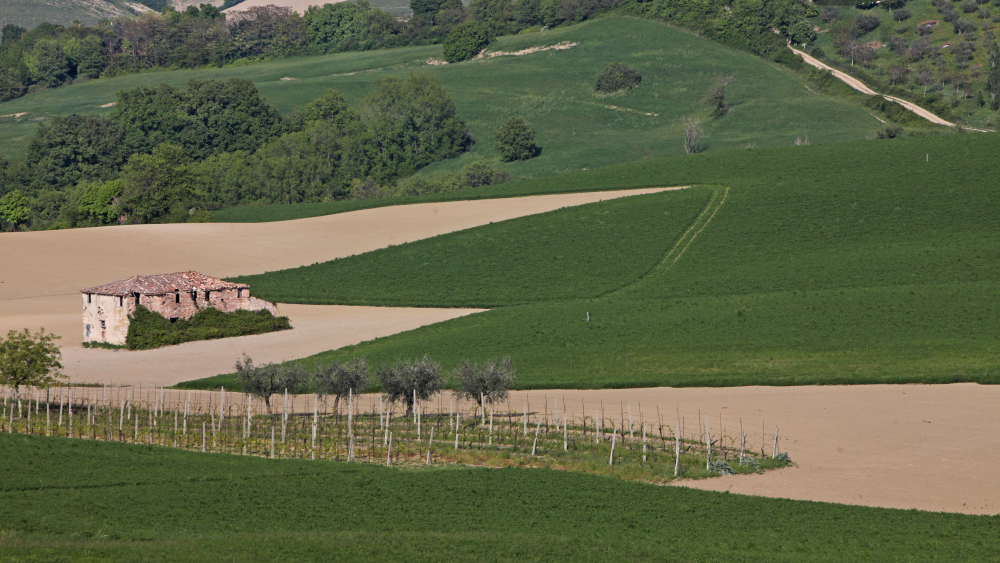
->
[772,427,779,458]
[674,416,681,477]
[531,420,541,456]
[705,413,711,470]
[642,423,647,462]
[562,412,567,452]
[426,427,435,464]
[609,428,617,466]
[628,403,633,441]
[595,409,600,443]
[387,432,392,466]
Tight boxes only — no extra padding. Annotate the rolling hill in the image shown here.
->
[1,0,152,29]
[182,131,1000,391]
[0,17,895,180]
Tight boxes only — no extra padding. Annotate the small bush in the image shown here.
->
[773,452,793,464]
[893,8,911,21]
[494,117,538,162]
[864,95,927,127]
[443,22,493,63]
[595,62,642,93]
[126,306,291,350]
[821,7,842,22]
[709,460,737,475]
[856,14,882,33]
[773,48,804,70]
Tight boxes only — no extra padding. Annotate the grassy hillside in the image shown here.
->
[0,17,892,177]
[0,0,141,29]
[2,434,998,561]
[189,132,1000,391]
[232,188,712,306]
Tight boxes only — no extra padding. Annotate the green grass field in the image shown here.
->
[2,433,998,561]
[0,17,892,178]
[180,132,1000,391]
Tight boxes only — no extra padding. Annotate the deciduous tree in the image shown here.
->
[494,116,537,161]
[0,329,65,400]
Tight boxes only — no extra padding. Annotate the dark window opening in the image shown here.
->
[134,293,140,307]
[237,289,242,298]
[191,290,197,301]
[118,296,123,307]
[205,291,211,301]
[175,290,180,304]
[170,317,179,323]
[100,320,105,329]
[87,293,92,304]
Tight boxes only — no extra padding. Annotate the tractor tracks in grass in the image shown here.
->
[600,185,729,299]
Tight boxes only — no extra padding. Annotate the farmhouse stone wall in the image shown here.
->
[81,294,131,346]
[80,272,279,346]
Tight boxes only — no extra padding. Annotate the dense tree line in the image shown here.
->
[0,0,817,104]
[0,74,488,229]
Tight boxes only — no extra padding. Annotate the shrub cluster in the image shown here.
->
[494,117,538,162]
[595,62,642,93]
[864,95,927,126]
[125,306,291,351]
[442,21,493,63]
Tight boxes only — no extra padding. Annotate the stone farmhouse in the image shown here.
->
[81,271,277,346]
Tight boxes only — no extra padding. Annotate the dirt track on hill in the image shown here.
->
[788,45,993,132]
[0,188,674,383]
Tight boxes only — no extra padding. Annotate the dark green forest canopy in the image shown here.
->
[0,73,469,227]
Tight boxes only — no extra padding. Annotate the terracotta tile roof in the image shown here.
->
[81,271,249,296]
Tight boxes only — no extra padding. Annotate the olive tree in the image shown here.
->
[452,356,515,415]
[234,354,308,415]
[314,357,370,413]
[376,355,443,415]
[0,328,65,400]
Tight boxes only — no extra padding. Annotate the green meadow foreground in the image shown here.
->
[0,17,885,176]
[180,132,1000,391]
[1,434,998,562]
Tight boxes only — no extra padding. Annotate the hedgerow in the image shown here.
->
[126,306,291,350]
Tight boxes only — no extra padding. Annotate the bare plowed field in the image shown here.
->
[0,189,672,382]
